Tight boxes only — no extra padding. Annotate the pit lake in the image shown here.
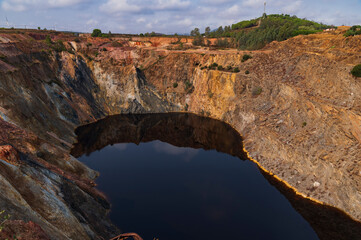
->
[71,113,337,240]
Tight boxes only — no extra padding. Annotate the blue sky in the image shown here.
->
[0,0,360,34]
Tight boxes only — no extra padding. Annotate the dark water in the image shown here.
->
[79,141,317,240]
[72,113,361,240]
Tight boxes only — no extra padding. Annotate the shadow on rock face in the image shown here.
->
[71,113,247,160]
[71,113,361,240]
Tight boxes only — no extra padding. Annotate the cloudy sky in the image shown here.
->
[0,0,361,34]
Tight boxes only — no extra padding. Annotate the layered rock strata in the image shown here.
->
[0,29,360,239]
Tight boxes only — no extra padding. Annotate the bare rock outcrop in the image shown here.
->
[0,29,360,239]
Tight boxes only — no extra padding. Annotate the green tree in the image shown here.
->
[191,28,200,36]
[205,26,211,37]
[91,29,102,37]
[216,26,224,35]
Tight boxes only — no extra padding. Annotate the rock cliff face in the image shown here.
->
[0,29,360,239]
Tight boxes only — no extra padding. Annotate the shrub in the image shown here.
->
[207,89,214,98]
[102,47,107,51]
[252,86,263,96]
[184,80,194,93]
[217,65,224,70]
[242,54,252,62]
[233,67,240,73]
[111,41,123,47]
[173,82,178,88]
[351,64,361,77]
[227,65,233,71]
[45,35,52,45]
[344,25,361,37]
[0,210,10,232]
[245,70,250,74]
[53,40,66,52]
[91,29,102,37]
[302,122,307,127]
[192,36,204,46]
[209,62,218,70]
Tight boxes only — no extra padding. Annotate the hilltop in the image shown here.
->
[191,14,335,49]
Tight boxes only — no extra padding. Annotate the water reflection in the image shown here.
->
[153,142,199,162]
[71,113,361,240]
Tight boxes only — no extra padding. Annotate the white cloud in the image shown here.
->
[200,0,235,5]
[153,0,191,10]
[100,0,191,14]
[281,0,303,13]
[177,18,192,27]
[136,18,146,23]
[242,0,265,8]
[1,1,26,11]
[86,19,98,25]
[1,0,90,11]
[146,22,153,29]
[222,4,241,17]
[99,0,141,14]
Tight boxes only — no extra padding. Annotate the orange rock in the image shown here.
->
[0,145,21,166]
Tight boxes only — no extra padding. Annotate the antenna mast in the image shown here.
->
[264,2,266,15]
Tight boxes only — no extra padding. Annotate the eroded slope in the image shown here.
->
[0,29,360,239]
